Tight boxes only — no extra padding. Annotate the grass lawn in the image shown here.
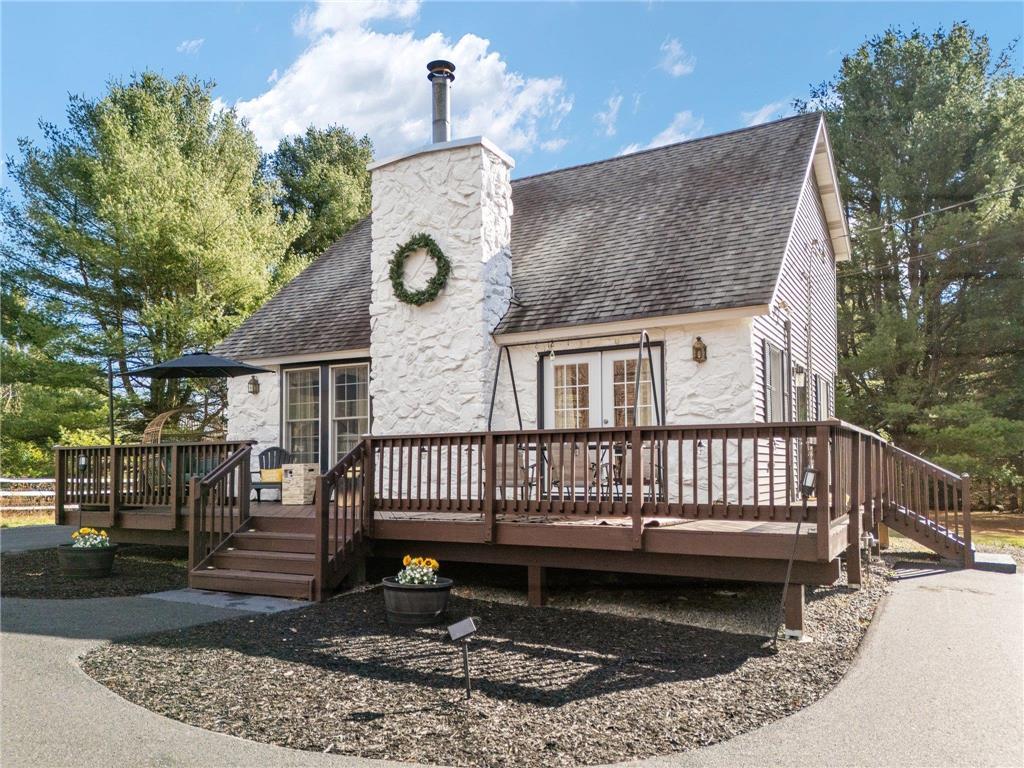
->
[0,510,55,528]
[969,511,1024,548]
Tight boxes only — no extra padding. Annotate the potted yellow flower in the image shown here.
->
[382,555,452,625]
[58,527,118,578]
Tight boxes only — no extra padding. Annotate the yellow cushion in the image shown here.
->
[260,468,283,483]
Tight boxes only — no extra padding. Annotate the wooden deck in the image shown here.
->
[54,420,974,625]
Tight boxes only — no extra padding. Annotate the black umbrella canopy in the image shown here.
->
[129,353,271,379]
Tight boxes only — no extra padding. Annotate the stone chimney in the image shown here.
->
[367,61,514,435]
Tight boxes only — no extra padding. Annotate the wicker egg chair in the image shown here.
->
[141,407,226,445]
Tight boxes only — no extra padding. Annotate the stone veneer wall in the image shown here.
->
[226,369,280,496]
[368,142,513,435]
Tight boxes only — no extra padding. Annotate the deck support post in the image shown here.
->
[878,522,890,549]
[814,424,831,561]
[483,433,496,543]
[527,565,546,607]
[54,450,65,525]
[783,583,805,640]
[847,435,862,586]
[107,445,119,528]
[630,427,643,550]
[314,475,330,602]
[187,477,202,572]
[961,474,973,568]
[168,445,181,530]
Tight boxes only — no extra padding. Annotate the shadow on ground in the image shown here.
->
[88,591,769,706]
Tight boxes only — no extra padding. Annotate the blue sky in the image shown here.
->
[3,1,1022,181]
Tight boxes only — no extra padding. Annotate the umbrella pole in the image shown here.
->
[107,358,115,445]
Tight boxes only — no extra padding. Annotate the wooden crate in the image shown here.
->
[281,463,318,505]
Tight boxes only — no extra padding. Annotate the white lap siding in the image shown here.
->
[750,171,839,504]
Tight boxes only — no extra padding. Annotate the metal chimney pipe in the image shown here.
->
[427,60,455,144]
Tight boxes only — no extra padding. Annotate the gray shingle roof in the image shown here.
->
[217,113,821,359]
[215,218,371,359]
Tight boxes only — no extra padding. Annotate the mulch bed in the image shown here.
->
[82,565,892,767]
[1,545,187,599]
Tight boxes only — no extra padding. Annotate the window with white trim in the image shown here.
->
[765,344,786,422]
[284,368,320,464]
[331,363,369,463]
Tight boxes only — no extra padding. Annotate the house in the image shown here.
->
[55,62,974,632]
[216,90,849,477]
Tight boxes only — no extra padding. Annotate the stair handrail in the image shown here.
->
[314,440,370,600]
[188,444,253,572]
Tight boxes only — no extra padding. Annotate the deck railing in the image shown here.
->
[54,441,248,528]
[315,441,371,599]
[188,444,252,571]
[360,420,972,564]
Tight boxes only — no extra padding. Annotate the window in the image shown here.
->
[552,361,591,428]
[284,368,320,464]
[795,366,808,421]
[765,343,786,422]
[815,374,832,419]
[611,358,655,427]
[331,364,369,462]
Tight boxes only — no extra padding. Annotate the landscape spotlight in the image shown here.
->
[448,617,479,699]
[799,466,817,499]
[77,454,89,472]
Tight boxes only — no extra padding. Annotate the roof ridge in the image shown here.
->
[512,111,822,185]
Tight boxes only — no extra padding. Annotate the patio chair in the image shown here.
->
[544,441,596,500]
[252,447,290,503]
[489,443,536,501]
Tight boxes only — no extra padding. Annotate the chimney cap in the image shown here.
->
[427,59,456,81]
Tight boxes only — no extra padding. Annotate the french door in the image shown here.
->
[543,347,662,429]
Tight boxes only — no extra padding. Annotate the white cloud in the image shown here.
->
[267,68,279,84]
[619,110,704,155]
[236,0,572,156]
[540,138,567,152]
[176,38,204,55]
[741,100,793,126]
[658,38,695,77]
[595,93,623,137]
[632,92,642,115]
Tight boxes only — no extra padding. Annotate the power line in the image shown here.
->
[837,231,1022,279]
[841,182,1024,238]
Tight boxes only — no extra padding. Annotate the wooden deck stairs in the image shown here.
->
[186,443,367,601]
[883,504,972,562]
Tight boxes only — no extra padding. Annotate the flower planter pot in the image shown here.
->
[381,576,453,626]
[57,544,118,578]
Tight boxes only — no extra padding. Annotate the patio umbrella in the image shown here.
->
[128,352,270,379]
[105,353,271,444]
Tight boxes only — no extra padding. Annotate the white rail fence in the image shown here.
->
[0,478,56,513]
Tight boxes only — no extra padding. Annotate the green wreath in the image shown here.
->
[388,233,451,306]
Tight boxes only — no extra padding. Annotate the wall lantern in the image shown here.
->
[793,366,806,388]
[799,466,818,499]
[692,336,708,363]
[247,375,260,395]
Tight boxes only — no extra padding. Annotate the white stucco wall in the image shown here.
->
[226,369,280,492]
[368,141,513,435]
[488,318,756,431]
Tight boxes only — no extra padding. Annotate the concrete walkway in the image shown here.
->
[636,565,1024,768]
[0,524,74,553]
[1,563,1020,768]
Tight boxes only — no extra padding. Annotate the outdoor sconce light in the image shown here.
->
[77,454,89,472]
[448,616,479,699]
[793,366,806,388]
[692,336,707,363]
[799,466,817,499]
[247,375,260,395]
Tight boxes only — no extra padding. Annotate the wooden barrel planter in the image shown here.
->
[382,577,453,625]
[57,544,118,578]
